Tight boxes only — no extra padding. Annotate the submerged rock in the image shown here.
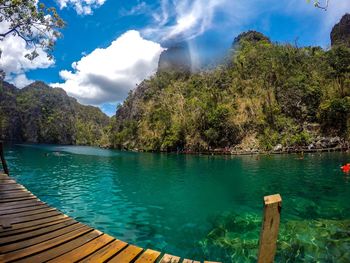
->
[200,212,350,262]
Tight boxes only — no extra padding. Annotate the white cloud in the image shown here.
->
[51,30,164,105]
[0,22,53,88]
[143,0,228,42]
[129,0,350,46]
[8,74,34,88]
[120,1,149,16]
[56,0,106,15]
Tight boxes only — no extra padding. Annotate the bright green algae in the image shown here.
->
[201,213,350,262]
[5,144,350,262]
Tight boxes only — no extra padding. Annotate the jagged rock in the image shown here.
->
[308,143,315,150]
[273,144,283,151]
[331,14,350,47]
[158,42,191,73]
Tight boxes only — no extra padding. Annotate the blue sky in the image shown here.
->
[0,0,349,116]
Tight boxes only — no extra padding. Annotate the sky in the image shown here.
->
[0,0,350,116]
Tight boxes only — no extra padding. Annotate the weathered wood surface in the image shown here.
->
[257,193,282,263]
[0,173,219,263]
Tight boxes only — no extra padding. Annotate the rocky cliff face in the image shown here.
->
[158,42,192,73]
[331,14,350,47]
[0,81,110,145]
[0,82,21,141]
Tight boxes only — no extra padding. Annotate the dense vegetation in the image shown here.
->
[111,19,350,153]
[1,15,349,152]
[0,81,110,145]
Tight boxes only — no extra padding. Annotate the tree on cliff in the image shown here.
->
[0,0,65,60]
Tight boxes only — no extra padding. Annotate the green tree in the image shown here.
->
[0,0,65,60]
[326,46,350,96]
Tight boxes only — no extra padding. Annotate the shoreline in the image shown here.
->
[4,140,350,156]
[102,145,350,156]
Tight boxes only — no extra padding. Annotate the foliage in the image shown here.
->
[319,97,350,136]
[0,81,110,145]
[0,0,65,60]
[111,31,350,152]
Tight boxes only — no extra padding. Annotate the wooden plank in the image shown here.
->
[0,200,45,211]
[0,177,9,181]
[0,196,37,203]
[0,180,17,184]
[0,223,88,253]
[0,185,25,191]
[0,203,48,216]
[1,226,93,262]
[0,188,27,193]
[47,234,114,262]
[108,244,143,263]
[80,239,128,263]
[0,210,62,227]
[0,217,72,237]
[15,230,103,263]
[0,179,15,182]
[0,220,77,245]
[182,260,193,263]
[0,214,69,235]
[0,192,33,199]
[0,173,9,178]
[257,194,282,263]
[0,191,36,198]
[0,206,55,219]
[135,249,161,263]
[0,188,27,194]
[159,254,181,263]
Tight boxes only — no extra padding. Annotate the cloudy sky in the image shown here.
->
[0,0,350,116]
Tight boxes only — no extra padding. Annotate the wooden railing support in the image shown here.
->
[257,194,282,263]
[0,141,9,175]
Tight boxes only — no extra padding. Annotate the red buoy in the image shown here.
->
[341,163,350,172]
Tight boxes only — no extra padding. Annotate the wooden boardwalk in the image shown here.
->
[0,173,217,263]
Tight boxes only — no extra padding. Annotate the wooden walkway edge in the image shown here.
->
[0,142,282,263]
[0,173,219,263]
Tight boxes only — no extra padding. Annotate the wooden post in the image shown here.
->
[257,194,282,263]
[0,141,9,175]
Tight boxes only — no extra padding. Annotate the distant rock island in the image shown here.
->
[0,81,109,145]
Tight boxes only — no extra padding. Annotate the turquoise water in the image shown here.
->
[4,144,350,262]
